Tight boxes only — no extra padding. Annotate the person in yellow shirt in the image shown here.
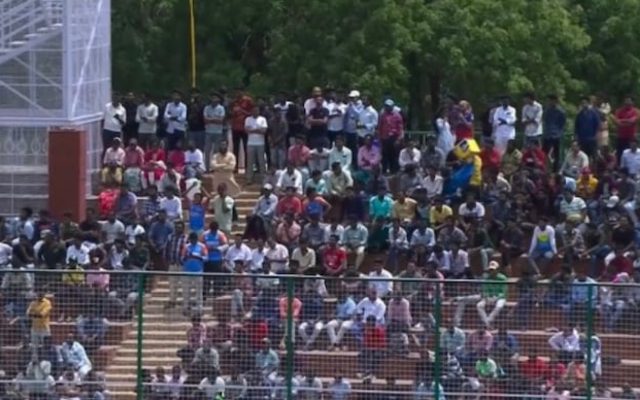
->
[27,291,52,345]
[576,167,599,200]
[429,197,453,229]
[392,191,418,225]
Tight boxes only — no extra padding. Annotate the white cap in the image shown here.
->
[348,90,360,98]
[263,183,273,191]
[488,261,499,270]
[606,195,620,208]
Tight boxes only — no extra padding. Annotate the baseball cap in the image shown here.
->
[263,183,273,191]
[488,261,499,270]
[606,195,620,208]
[348,90,360,98]
[384,99,395,107]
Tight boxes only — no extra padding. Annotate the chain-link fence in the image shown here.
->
[1,269,639,400]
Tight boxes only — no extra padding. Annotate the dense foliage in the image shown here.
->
[112,0,640,127]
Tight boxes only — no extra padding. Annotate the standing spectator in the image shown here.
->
[122,92,139,144]
[344,90,364,156]
[135,93,159,151]
[327,92,346,145]
[231,90,254,172]
[614,95,639,158]
[522,92,543,143]
[357,96,379,141]
[212,183,235,236]
[358,315,386,379]
[574,96,601,158]
[245,106,268,184]
[188,88,206,150]
[307,96,330,148]
[269,97,289,170]
[181,232,207,314]
[543,94,566,171]
[149,210,174,270]
[102,94,125,152]
[203,92,226,171]
[164,90,188,150]
[378,99,404,173]
[492,96,517,155]
[159,188,183,222]
[27,291,52,345]
[202,221,228,299]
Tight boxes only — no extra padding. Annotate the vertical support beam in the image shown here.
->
[48,128,86,221]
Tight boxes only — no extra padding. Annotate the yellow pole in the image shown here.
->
[189,0,197,87]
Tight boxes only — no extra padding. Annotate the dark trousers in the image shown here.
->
[578,138,597,159]
[543,137,561,171]
[102,129,121,152]
[167,130,185,151]
[123,124,138,145]
[328,130,343,146]
[345,133,359,168]
[233,130,248,171]
[618,137,633,161]
[358,349,385,375]
[203,260,224,299]
[381,137,399,173]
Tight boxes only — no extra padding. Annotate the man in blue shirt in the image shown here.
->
[148,210,173,269]
[574,96,601,158]
[202,221,228,300]
[181,232,208,314]
[326,293,357,350]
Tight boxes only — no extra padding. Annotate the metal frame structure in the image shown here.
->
[0,0,110,214]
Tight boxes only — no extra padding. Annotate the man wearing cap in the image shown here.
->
[378,98,404,173]
[344,90,364,156]
[453,261,507,328]
[492,96,517,156]
[101,137,125,185]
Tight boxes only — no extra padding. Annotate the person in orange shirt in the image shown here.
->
[576,167,598,200]
[278,291,302,349]
[27,291,52,345]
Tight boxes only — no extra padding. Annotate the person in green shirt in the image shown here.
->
[475,351,498,379]
[368,188,394,220]
[477,261,508,327]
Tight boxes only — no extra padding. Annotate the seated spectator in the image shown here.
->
[191,338,220,376]
[76,311,108,356]
[264,237,289,273]
[304,169,327,196]
[387,219,409,271]
[358,315,387,379]
[521,138,546,171]
[59,334,92,378]
[101,137,125,185]
[254,338,280,389]
[197,368,226,400]
[440,323,466,357]
[277,164,304,196]
[321,235,347,276]
[184,140,205,178]
[561,141,589,179]
[159,188,183,222]
[57,367,83,400]
[308,142,330,173]
[142,139,167,189]
[548,324,581,364]
[422,166,444,200]
[300,217,325,253]
[528,216,557,276]
[298,289,325,350]
[368,260,393,298]
[342,216,368,269]
[210,139,236,172]
[276,187,303,220]
[288,135,311,171]
[356,134,381,182]
[448,242,471,279]
[325,161,353,200]
[398,139,421,171]
[275,214,301,250]
[326,292,357,350]
[159,162,182,194]
[386,291,411,355]
[123,138,145,193]
[392,191,417,227]
[329,135,352,170]
[454,261,506,328]
[565,271,597,324]
[302,186,331,222]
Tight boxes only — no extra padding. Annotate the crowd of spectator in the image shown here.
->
[6,87,640,399]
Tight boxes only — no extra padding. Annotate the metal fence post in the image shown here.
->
[585,283,594,400]
[135,272,146,400]
[285,276,295,400]
[434,282,442,399]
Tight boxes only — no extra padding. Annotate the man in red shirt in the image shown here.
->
[378,99,404,173]
[479,138,501,174]
[359,315,387,379]
[322,235,347,276]
[275,187,303,219]
[287,135,311,168]
[521,139,546,171]
[614,96,639,158]
[231,90,254,172]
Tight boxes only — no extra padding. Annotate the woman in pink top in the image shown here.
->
[85,249,110,292]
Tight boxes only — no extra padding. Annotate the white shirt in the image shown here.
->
[399,148,421,169]
[198,376,226,399]
[304,98,328,115]
[0,242,12,266]
[621,149,640,176]
[410,228,436,247]
[159,196,183,221]
[328,146,352,170]
[492,105,517,139]
[368,269,393,297]
[245,115,268,146]
[450,250,470,275]
[135,102,158,134]
[422,175,443,198]
[66,244,90,266]
[103,102,126,132]
[324,224,344,244]
[327,102,347,132]
[529,225,557,255]
[225,244,252,267]
[101,219,125,244]
[185,149,205,171]
[355,297,387,324]
[429,251,452,272]
[458,202,486,219]
[250,247,267,272]
[291,247,317,270]
[388,227,409,248]
[522,101,543,137]
[548,330,581,352]
[124,224,146,245]
[357,106,379,137]
[212,195,235,233]
[265,243,289,273]
[277,169,303,195]
[164,101,187,133]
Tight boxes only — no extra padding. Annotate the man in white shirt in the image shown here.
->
[103,94,125,151]
[163,90,187,150]
[245,106,268,184]
[334,288,387,347]
[135,93,158,149]
[276,164,303,196]
[620,139,640,177]
[159,188,183,222]
[368,262,393,298]
[357,97,379,138]
[548,325,581,363]
[203,92,226,172]
[522,92,543,141]
[184,140,205,178]
[265,238,289,273]
[492,96,517,156]
[66,235,90,266]
[328,136,352,171]
[326,94,347,145]
[398,140,421,171]
[224,235,252,271]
